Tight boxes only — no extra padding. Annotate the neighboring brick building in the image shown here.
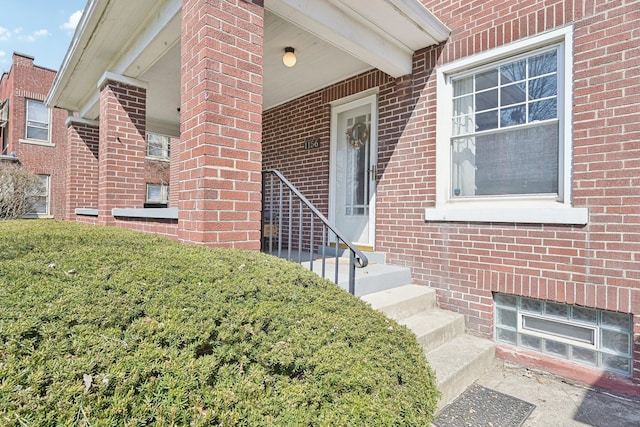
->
[47,0,640,394]
[0,52,68,218]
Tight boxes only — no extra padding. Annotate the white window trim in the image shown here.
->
[146,132,171,161]
[23,174,52,219]
[146,183,169,204]
[23,99,51,144]
[427,26,588,225]
[19,138,55,147]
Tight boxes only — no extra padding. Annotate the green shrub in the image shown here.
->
[0,221,439,426]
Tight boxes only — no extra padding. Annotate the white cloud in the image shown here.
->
[0,51,6,57]
[13,27,22,35]
[0,27,10,41]
[62,10,83,31]
[19,29,50,42]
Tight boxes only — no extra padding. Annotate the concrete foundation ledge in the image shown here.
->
[112,207,178,220]
[75,208,98,216]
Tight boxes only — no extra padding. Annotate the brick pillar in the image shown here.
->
[169,136,180,208]
[97,73,147,225]
[65,117,99,220]
[178,0,264,249]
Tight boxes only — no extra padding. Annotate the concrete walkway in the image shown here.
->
[473,359,640,426]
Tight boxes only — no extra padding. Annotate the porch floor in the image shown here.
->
[263,248,411,296]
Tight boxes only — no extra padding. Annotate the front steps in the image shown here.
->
[362,285,496,409]
[284,249,412,296]
[272,246,495,407]
[304,259,412,296]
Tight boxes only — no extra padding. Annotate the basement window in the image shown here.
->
[494,293,633,376]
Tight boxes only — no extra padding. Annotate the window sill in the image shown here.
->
[145,156,170,162]
[75,208,98,216]
[112,207,178,220]
[425,204,588,225]
[22,213,54,219]
[19,138,54,147]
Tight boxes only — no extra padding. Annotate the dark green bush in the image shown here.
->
[0,221,439,426]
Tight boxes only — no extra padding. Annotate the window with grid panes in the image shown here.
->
[450,47,559,198]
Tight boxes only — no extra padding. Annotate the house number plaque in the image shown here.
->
[303,139,320,150]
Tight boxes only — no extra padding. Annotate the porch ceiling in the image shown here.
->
[47,0,448,134]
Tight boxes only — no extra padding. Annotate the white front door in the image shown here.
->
[329,94,378,250]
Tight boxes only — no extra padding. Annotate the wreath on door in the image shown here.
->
[346,122,369,148]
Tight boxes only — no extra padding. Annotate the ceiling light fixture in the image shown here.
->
[282,47,296,68]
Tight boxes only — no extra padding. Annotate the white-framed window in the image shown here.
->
[146,132,170,160]
[428,26,587,225]
[31,174,50,215]
[495,293,633,376]
[146,183,169,204]
[25,99,50,142]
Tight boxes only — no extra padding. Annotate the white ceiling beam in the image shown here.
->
[110,0,181,78]
[385,0,450,44]
[266,0,414,77]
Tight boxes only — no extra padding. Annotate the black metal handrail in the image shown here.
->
[261,169,368,295]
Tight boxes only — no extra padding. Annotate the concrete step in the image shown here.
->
[362,285,496,410]
[397,309,465,354]
[426,334,496,410]
[303,259,412,296]
[317,246,387,264]
[361,284,437,319]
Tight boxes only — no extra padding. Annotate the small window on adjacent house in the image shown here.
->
[25,99,49,141]
[495,293,633,376]
[146,183,169,204]
[31,174,50,215]
[147,133,170,160]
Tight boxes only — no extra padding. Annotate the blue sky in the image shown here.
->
[0,1,87,73]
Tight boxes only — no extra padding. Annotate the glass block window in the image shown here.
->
[494,293,633,376]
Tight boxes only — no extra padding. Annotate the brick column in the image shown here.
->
[97,73,147,225]
[178,0,264,249]
[65,117,99,220]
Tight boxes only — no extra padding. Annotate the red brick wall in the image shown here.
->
[178,0,264,248]
[263,70,395,218]
[0,53,68,218]
[66,120,99,219]
[169,136,180,207]
[263,0,640,385]
[97,79,147,223]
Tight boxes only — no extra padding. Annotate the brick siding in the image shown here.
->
[66,119,99,219]
[178,0,264,248]
[97,78,147,224]
[263,0,640,385]
[0,53,68,218]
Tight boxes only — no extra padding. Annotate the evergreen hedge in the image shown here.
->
[0,221,439,426]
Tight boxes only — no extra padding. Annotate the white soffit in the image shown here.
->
[46,0,181,117]
[265,0,450,78]
[48,0,450,118]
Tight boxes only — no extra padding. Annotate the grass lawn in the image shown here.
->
[0,220,439,426]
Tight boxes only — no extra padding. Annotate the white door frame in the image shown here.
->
[329,93,378,249]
